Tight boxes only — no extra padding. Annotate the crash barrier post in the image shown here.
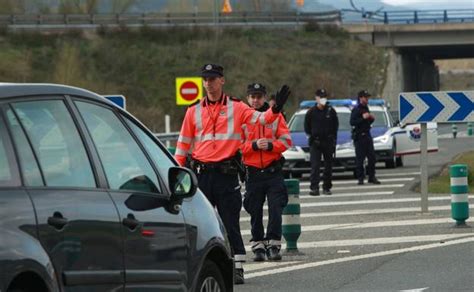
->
[167,147,176,155]
[450,164,470,227]
[468,122,473,136]
[282,179,301,253]
[452,123,457,139]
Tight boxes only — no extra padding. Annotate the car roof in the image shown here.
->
[0,83,110,104]
[294,105,386,116]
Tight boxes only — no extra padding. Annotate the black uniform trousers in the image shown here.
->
[354,133,376,180]
[197,169,246,256]
[243,170,288,246]
[310,140,334,191]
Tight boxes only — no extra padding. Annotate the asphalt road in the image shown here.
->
[236,135,474,292]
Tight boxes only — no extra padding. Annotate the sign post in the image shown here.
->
[176,77,203,105]
[399,91,474,213]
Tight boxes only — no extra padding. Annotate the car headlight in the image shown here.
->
[374,134,390,144]
[337,142,354,150]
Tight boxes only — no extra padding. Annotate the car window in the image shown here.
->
[125,119,176,186]
[289,111,352,132]
[372,111,388,127]
[11,100,96,188]
[6,109,43,186]
[0,120,13,185]
[75,101,160,193]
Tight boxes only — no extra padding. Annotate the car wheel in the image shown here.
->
[197,260,226,292]
[385,143,396,169]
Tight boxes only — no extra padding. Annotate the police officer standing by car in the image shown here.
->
[350,90,381,185]
[304,88,339,196]
[241,83,292,262]
[175,64,291,284]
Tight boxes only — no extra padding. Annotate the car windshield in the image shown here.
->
[289,111,352,132]
[372,110,388,127]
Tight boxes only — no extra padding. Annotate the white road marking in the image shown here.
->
[299,191,394,199]
[240,205,474,222]
[400,288,430,292]
[300,184,405,192]
[298,177,414,185]
[240,217,473,235]
[244,261,302,272]
[245,236,474,279]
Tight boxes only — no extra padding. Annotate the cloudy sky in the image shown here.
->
[381,0,474,8]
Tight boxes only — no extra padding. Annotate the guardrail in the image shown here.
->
[343,9,474,24]
[0,11,341,28]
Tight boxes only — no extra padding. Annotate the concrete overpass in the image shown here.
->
[344,22,474,109]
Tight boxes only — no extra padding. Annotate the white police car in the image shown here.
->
[283,99,438,178]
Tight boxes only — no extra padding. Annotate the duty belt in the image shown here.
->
[192,158,238,175]
[246,161,282,175]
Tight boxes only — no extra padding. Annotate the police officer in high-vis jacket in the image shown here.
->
[241,83,291,262]
[350,90,381,185]
[175,64,291,284]
[304,89,339,196]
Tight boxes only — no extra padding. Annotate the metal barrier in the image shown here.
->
[0,11,341,28]
[343,9,474,24]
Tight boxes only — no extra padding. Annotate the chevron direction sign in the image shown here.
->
[399,91,474,124]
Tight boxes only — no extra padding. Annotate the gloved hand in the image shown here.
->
[272,85,291,113]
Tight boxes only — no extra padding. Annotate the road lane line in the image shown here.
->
[243,234,470,252]
[240,217,473,235]
[298,178,414,185]
[300,184,404,192]
[244,261,302,272]
[245,236,474,279]
[240,205,474,222]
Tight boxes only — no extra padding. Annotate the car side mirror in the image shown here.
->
[168,167,198,200]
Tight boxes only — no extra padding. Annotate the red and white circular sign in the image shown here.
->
[180,81,200,101]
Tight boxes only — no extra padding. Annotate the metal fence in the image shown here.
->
[344,9,474,24]
[0,10,341,28]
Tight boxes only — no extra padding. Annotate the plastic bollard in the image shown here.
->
[282,179,302,253]
[452,123,457,139]
[450,164,470,227]
[468,122,473,136]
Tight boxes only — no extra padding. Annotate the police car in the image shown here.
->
[283,99,438,178]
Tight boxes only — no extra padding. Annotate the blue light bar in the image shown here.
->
[299,99,355,108]
[368,99,385,106]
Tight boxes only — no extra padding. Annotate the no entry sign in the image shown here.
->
[176,77,203,105]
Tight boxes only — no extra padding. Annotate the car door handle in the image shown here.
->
[122,214,140,230]
[47,212,68,230]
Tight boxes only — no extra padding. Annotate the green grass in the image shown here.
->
[427,151,474,193]
[0,26,388,132]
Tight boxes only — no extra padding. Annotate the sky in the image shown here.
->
[381,0,474,8]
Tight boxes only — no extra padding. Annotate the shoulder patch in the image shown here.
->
[188,99,200,108]
[229,96,241,102]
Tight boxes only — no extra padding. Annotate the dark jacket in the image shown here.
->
[304,105,339,141]
[350,103,374,135]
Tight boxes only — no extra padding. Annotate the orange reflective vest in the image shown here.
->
[175,94,280,166]
[241,107,292,169]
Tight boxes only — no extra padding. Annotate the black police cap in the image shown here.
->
[315,88,328,97]
[201,64,224,78]
[358,90,372,98]
[247,83,266,95]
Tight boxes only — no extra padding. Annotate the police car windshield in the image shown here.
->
[371,110,388,128]
[289,112,352,132]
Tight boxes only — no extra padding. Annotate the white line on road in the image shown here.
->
[241,217,472,235]
[240,204,474,222]
[300,184,405,192]
[294,191,394,200]
[244,234,470,252]
[245,236,474,279]
[244,261,302,272]
[299,178,414,185]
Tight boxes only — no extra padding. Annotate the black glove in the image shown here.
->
[272,85,291,113]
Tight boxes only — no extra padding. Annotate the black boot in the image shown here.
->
[309,189,320,196]
[234,268,245,284]
[368,177,381,184]
[266,246,282,261]
[253,248,266,262]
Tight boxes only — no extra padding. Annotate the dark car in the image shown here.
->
[0,83,233,292]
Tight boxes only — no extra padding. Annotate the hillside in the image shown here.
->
[0,25,388,132]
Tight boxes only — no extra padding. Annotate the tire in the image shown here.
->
[385,143,397,169]
[197,260,226,292]
[396,156,403,167]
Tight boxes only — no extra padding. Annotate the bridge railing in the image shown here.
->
[350,9,474,24]
[0,11,341,27]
